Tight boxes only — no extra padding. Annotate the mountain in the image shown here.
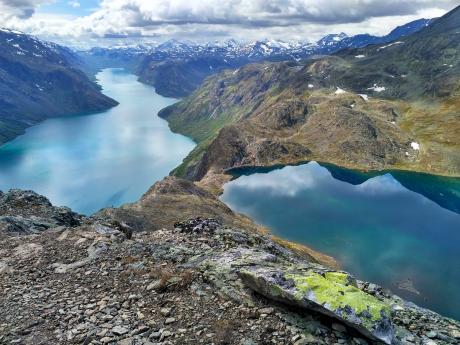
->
[0,29,118,144]
[158,6,460,187]
[135,18,433,97]
[77,18,433,98]
[318,18,435,54]
[76,43,158,75]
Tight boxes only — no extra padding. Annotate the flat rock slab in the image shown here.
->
[239,267,395,344]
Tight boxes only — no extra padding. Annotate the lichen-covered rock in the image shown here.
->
[239,267,395,344]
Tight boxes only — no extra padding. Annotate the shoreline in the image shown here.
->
[192,161,460,307]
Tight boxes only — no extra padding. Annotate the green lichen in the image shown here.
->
[323,271,355,286]
[286,272,390,325]
[269,282,286,298]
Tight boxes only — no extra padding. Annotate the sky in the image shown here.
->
[0,0,458,47]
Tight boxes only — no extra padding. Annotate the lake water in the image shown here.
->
[221,162,460,320]
[1,67,459,321]
[0,68,195,215]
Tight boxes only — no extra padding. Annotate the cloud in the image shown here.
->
[0,0,52,20]
[68,1,80,8]
[1,0,458,44]
[85,0,459,28]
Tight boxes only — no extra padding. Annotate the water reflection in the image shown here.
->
[0,69,196,215]
[221,161,460,320]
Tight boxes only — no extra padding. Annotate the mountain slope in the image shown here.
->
[0,29,118,144]
[159,7,460,185]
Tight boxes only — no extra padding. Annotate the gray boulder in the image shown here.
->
[239,267,395,344]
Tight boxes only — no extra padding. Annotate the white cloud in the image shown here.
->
[68,1,80,8]
[0,0,52,20]
[85,0,458,26]
[0,0,457,43]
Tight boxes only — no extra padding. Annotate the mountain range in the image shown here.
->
[0,28,117,144]
[78,18,434,98]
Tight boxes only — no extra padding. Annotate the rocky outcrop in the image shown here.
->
[94,177,267,240]
[0,190,82,235]
[1,187,459,344]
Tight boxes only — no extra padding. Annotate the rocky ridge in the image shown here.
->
[1,184,459,345]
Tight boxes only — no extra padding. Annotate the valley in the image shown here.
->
[0,4,460,345]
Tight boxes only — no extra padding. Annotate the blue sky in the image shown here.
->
[37,0,98,17]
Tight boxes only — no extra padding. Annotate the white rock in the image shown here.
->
[335,87,347,95]
[411,142,420,150]
[367,84,386,92]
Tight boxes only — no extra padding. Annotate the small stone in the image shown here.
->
[426,331,437,339]
[118,338,134,345]
[150,331,161,339]
[112,325,129,336]
[160,307,172,316]
[294,334,318,345]
[165,317,176,324]
[160,330,172,340]
[423,340,437,345]
[147,280,162,291]
[332,323,347,333]
[404,335,415,342]
[258,307,274,315]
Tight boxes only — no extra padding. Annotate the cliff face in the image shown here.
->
[0,29,118,145]
[159,7,460,181]
[1,183,459,345]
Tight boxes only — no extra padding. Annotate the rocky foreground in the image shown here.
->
[1,183,459,345]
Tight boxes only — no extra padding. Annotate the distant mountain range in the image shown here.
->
[0,28,117,144]
[78,18,434,97]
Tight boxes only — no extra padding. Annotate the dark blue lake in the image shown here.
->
[0,69,195,215]
[221,162,460,320]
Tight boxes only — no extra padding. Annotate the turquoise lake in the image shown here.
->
[0,68,195,215]
[221,162,460,320]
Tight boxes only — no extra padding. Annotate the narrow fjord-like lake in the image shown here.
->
[0,68,195,215]
[1,68,459,321]
[221,162,460,320]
